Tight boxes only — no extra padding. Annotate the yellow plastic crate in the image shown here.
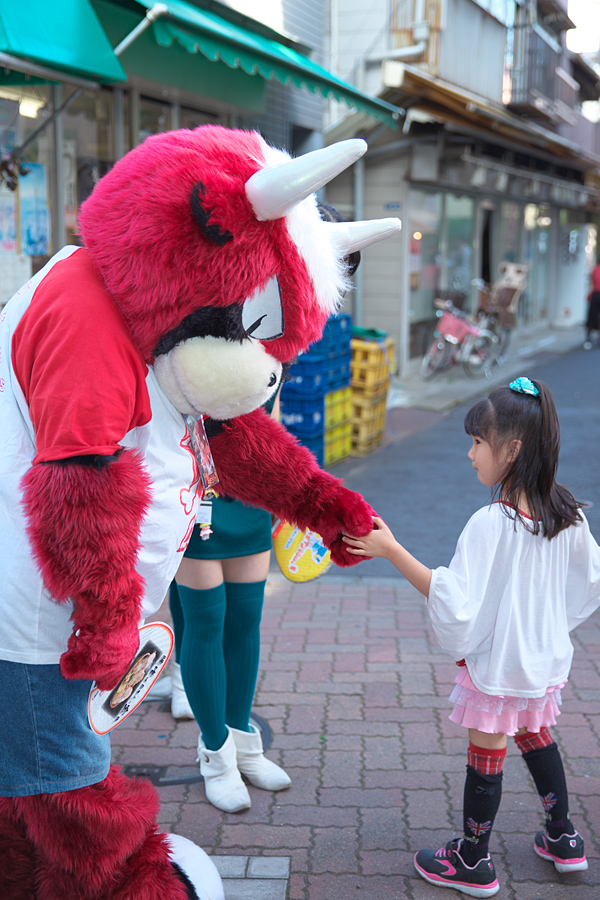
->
[350,389,387,456]
[350,338,395,393]
[350,430,384,457]
[325,421,352,466]
[324,386,352,430]
[350,389,388,425]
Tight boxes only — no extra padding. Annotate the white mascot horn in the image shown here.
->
[245,139,367,221]
[327,218,402,254]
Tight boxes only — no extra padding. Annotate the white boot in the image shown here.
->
[230,724,291,791]
[171,662,194,720]
[197,728,251,813]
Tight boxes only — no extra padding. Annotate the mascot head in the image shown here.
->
[79,125,399,420]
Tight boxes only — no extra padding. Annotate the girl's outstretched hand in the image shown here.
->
[343,516,399,560]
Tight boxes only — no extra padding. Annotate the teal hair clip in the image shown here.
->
[509,376,539,397]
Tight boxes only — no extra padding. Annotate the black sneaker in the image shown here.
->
[414,838,499,898]
[533,830,588,873]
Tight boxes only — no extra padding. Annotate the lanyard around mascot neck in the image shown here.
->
[184,414,219,540]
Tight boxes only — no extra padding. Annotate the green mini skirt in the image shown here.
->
[185,495,272,560]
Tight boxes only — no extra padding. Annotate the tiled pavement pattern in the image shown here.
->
[110,573,600,899]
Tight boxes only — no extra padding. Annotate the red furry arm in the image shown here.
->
[21,451,152,689]
[209,410,373,567]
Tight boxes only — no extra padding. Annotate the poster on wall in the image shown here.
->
[0,185,17,251]
[0,182,31,306]
[18,162,49,256]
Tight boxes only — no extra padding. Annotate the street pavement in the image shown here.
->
[111,321,600,899]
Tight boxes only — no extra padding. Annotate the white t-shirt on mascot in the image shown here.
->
[0,246,203,665]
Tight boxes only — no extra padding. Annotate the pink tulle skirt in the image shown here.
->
[448,666,564,736]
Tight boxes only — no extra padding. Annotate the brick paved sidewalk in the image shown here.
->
[111,574,600,899]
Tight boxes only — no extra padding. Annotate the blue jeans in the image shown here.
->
[0,660,111,796]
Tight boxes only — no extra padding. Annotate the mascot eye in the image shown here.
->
[242,277,284,341]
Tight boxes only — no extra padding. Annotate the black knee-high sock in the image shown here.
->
[521,743,574,838]
[461,766,503,865]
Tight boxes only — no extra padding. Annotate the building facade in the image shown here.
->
[0,0,396,305]
[324,0,600,372]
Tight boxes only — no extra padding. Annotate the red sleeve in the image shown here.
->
[12,250,151,463]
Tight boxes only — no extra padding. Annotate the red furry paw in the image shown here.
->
[312,488,375,568]
[328,537,369,568]
[60,622,141,690]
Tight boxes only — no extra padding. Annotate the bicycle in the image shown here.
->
[420,297,500,380]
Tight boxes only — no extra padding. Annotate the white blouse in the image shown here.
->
[428,503,600,698]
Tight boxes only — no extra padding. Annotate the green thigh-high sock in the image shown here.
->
[177,583,228,751]
[168,581,185,663]
[223,580,266,733]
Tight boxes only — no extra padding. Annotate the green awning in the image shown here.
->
[0,0,126,84]
[135,0,399,128]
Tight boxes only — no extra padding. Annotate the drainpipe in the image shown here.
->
[352,21,429,326]
[355,21,430,92]
[353,155,365,326]
[352,123,389,326]
[51,84,65,256]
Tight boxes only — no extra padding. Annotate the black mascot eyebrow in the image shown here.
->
[154,305,248,357]
[190,181,233,246]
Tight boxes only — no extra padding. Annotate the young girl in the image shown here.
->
[343,376,600,898]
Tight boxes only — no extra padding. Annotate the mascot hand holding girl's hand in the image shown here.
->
[0,124,398,900]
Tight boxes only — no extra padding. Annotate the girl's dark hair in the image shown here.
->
[464,379,582,539]
[317,201,361,276]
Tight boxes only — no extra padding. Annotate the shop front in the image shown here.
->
[406,184,596,361]
[0,0,400,306]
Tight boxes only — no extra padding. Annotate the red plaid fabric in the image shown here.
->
[467,742,506,775]
[513,727,554,755]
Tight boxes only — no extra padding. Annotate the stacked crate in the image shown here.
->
[280,314,353,466]
[350,335,396,457]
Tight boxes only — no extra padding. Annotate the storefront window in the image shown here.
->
[408,189,476,356]
[446,193,475,298]
[492,200,521,275]
[139,96,171,142]
[180,106,220,129]
[408,189,442,332]
[0,84,54,303]
[61,88,117,245]
[522,202,551,322]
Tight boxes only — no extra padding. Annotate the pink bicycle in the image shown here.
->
[420,297,499,380]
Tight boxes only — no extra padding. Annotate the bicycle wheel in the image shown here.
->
[462,334,494,378]
[420,337,451,380]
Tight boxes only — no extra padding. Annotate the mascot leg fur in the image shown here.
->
[3,766,222,900]
[0,798,37,900]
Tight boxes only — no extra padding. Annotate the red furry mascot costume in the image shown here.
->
[0,125,399,899]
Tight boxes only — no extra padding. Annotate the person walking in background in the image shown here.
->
[344,377,600,898]
[167,201,362,814]
[584,258,600,349]
[168,388,290,814]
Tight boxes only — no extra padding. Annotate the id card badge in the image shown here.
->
[197,496,213,540]
[184,415,219,493]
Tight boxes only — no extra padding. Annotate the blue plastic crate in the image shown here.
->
[325,351,352,390]
[289,430,324,466]
[282,353,328,395]
[310,314,353,358]
[280,394,325,436]
[324,312,352,336]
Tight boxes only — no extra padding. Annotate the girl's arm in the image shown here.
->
[343,517,432,597]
